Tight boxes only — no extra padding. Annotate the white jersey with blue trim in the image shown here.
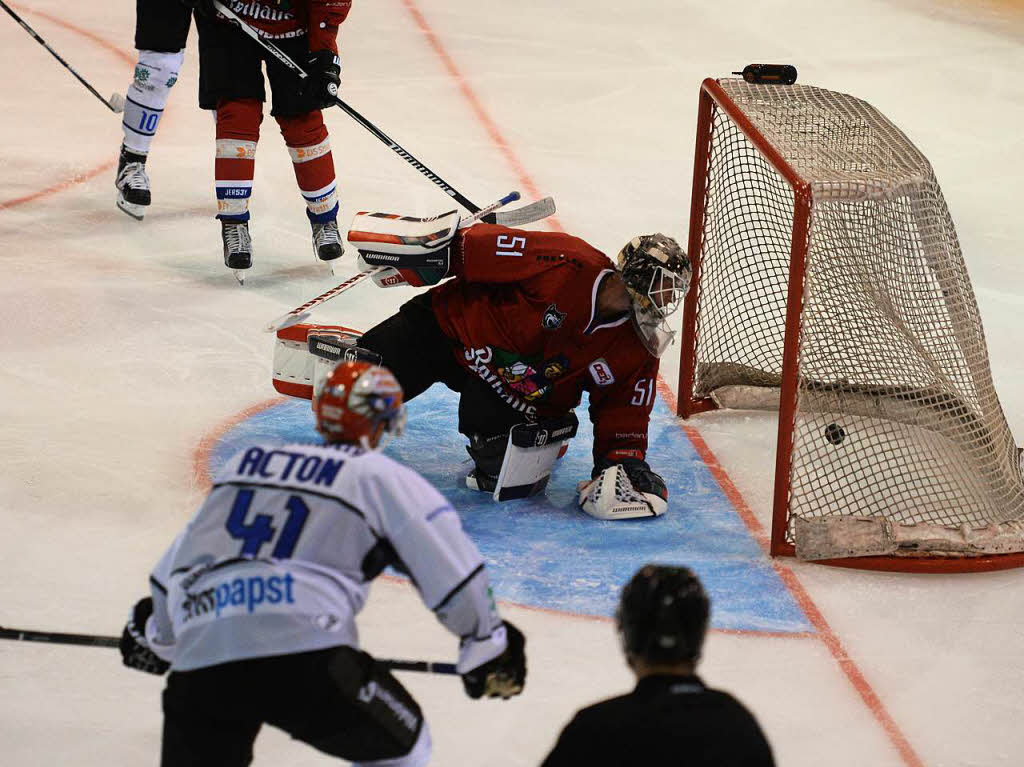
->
[145,441,506,672]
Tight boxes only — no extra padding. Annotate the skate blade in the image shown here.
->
[116,195,146,221]
[233,269,247,285]
[313,245,343,277]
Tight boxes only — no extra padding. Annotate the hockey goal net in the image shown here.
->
[678,77,1024,572]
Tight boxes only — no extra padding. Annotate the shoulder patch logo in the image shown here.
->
[588,359,615,386]
[542,303,566,330]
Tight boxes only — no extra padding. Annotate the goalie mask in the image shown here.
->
[616,234,691,357]
[616,564,709,665]
[313,361,407,450]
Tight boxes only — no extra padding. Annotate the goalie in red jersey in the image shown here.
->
[348,210,690,520]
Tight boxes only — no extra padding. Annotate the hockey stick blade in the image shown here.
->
[487,196,556,227]
[0,625,458,674]
[272,310,312,332]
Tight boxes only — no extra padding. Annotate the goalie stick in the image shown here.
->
[0,0,124,113]
[0,624,458,675]
[264,190,520,333]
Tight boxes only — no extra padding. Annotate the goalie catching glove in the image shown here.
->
[460,620,527,700]
[119,597,170,675]
[578,457,668,520]
[349,209,461,288]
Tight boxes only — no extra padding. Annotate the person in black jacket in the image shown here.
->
[541,564,774,766]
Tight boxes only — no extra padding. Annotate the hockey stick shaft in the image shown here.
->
[265,191,520,332]
[264,267,385,333]
[0,0,121,113]
[0,625,457,675]
[0,625,119,648]
[211,0,481,213]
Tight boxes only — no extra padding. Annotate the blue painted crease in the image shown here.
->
[210,388,812,635]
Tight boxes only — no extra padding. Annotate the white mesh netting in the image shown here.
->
[690,79,1024,560]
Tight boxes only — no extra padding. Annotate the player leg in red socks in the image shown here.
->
[277,110,343,263]
[215,98,263,279]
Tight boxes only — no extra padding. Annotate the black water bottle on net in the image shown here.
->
[733,64,798,84]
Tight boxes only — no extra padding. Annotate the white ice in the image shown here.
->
[2,0,1024,765]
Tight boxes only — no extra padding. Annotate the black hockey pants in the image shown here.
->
[359,292,530,452]
[161,646,424,766]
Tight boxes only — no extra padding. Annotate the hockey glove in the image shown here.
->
[461,621,526,700]
[579,457,668,520]
[119,597,170,675]
[304,50,341,109]
[603,457,668,502]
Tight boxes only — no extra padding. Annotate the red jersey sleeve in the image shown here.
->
[587,354,661,468]
[455,224,607,284]
[308,0,352,53]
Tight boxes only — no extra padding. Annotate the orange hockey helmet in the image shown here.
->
[313,361,407,449]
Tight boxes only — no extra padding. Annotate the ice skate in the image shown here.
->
[465,468,498,493]
[221,220,253,284]
[115,145,151,221]
[311,218,344,274]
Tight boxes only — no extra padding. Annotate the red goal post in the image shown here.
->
[677,77,1024,573]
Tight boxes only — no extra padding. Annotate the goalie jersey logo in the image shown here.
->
[542,303,566,330]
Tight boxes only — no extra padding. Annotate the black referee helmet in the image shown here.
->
[616,564,710,664]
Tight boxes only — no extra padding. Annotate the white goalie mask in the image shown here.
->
[616,234,691,357]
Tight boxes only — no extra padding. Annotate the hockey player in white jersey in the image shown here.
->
[115,1,198,219]
[119,360,527,766]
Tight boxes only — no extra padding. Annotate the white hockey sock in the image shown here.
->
[122,49,185,155]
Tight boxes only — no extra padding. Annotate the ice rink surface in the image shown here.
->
[3,0,1024,764]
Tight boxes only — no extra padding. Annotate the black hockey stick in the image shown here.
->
[0,625,458,675]
[0,0,124,113]
[211,0,481,214]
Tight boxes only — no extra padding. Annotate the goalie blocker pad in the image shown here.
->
[308,331,383,399]
[273,323,366,400]
[493,414,579,501]
[579,464,667,520]
[349,209,460,288]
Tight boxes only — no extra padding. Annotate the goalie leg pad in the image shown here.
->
[492,414,579,501]
[579,464,667,520]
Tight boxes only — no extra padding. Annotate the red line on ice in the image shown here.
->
[398,0,563,232]
[0,5,132,212]
[191,398,287,491]
[656,380,926,767]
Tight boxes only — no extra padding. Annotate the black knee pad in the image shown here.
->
[466,432,508,478]
[327,647,423,756]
